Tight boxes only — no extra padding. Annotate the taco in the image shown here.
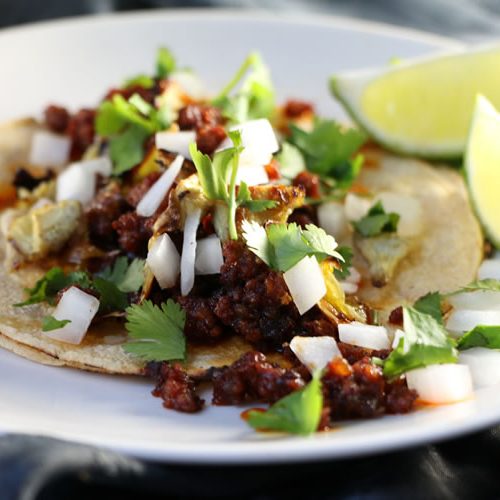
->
[0,48,486,433]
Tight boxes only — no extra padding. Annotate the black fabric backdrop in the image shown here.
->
[2,1,500,499]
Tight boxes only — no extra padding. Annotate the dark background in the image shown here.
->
[2,1,500,499]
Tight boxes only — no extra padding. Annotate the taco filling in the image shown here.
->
[0,48,491,435]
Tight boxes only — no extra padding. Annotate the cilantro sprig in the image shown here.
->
[383,307,458,378]
[42,316,71,332]
[212,52,275,124]
[457,326,500,350]
[352,201,400,237]
[189,130,276,240]
[242,221,344,272]
[333,246,353,280]
[246,370,323,435]
[124,299,186,362]
[15,258,144,313]
[288,119,366,193]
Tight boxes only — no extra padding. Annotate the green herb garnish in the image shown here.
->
[275,142,306,180]
[124,299,186,362]
[212,52,275,124]
[383,307,458,378]
[352,201,399,237]
[98,257,145,293]
[246,370,323,435]
[334,246,353,280]
[456,325,500,350]
[242,221,344,272]
[413,292,443,325]
[156,47,177,79]
[41,316,71,332]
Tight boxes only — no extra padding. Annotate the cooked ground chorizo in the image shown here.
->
[196,125,227,155]
[322,357,416,420]
[283,99,314,119]
[44,105,70,133]
[177,104,224,130]
[104,83,157,105]
[112,211,152,256]
[288,206,318,228]
[338,342,390,365]
[293,171,321,199]
[177,295,224,341]
[67,109,96,161]
[126,172,161,208]
[86,182,130,249]
[212,351,305,405]
[149,363,204,413]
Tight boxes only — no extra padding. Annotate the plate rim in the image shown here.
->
[0,9,483,465]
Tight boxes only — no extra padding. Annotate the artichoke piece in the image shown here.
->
[354,232,410,287]
[8,200,82,259]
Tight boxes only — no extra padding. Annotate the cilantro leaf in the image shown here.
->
[334,246,353,280]
[414,292,443,325]
[383,307,458,378]
[276,142,306,180]
[457,325,500,350]
[242,221,343,272]
[99,257,145,293]
[246,371,323,435]
[212,52,275,124]
[289,119,366,190]
[236,182,277,212]
[352,201,400,237]
[124,300,186,362]
[123,74,155,89]
[42,316,71,332]
[156,47,176,79]
[15,268,92,307]
[93,277,128,313]
[109,125,149,175]
[454,279,500,293]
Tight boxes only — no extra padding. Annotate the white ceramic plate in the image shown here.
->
[1,10,494,465]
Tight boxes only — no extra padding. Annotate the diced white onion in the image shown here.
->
[446,309,500,335]
[180,208,202,296]
[339,281,358,295]
[156,131,196,159]
[406,364,473,404]
[317,201,348,239]
[345,267,361,284]
[218,119,279,167]
[146,233,180,289]
[391,329,406,349]
[344,193,372,221]
[195,235,224,275]
[44,287,99,345]
[81,156,112,177]
[338,322,390,350]
[235,165,269,186]
[283,255,326,315]
[56,163,96,205]
[448,290,500,311]
[29,130,71,167]
[136,155,184,217]
[170,70,206,100]
[478,259,500,280]
[290,336,341,374]
[374,192,424,238]
[459,348,500,388]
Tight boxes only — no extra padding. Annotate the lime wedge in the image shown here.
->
[465,95,500,247]
[330,45,500,158]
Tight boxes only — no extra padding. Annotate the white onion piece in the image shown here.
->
[459,348,500,388]
[235,165,269,186]
[56,164,96,205]
[290,336,341,374]
[283,256,326,315]
[156,131,196,159]
[391,329,406,349]
[317,201,348,239]
[136,155,184,217]
[338,322,390,350]
[374,192,424,238]
[195,235,224,275]
[344,193,372,221]
[446,310,500,335]
[218,119,279,167]
[29,130,71,167]
[44,287,99,345]
[406,364,473,404]
[478,259,500,280]
[147,233,180,289]
[81,156,112,177]
[170,70,206,100]
[180,208,202,296]
[448,291,500,311]
[340,281,358,295]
